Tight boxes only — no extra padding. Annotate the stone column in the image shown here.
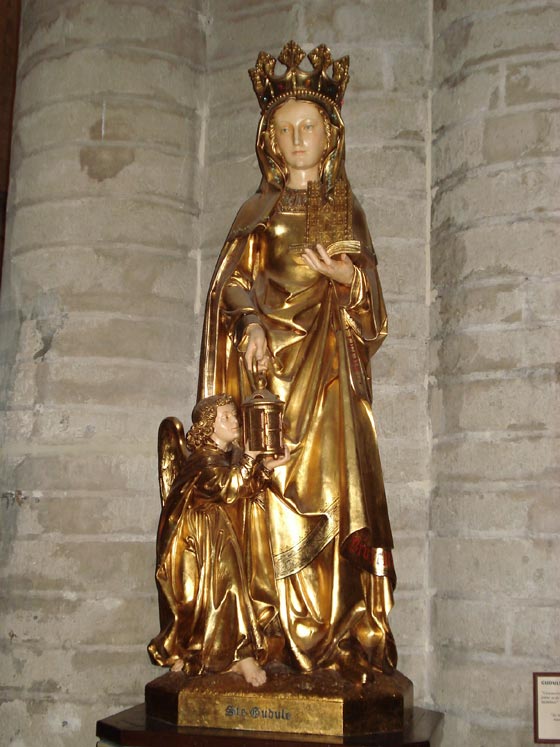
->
[430,1,560,743]
[0,0,206,742]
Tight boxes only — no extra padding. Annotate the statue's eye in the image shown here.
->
[304,123,313,130]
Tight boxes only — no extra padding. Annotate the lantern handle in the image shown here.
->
[250,358,268,391]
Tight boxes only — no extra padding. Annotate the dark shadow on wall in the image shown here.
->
[0,0,21,289]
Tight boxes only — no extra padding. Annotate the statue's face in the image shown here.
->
[273,100,326,174]
[212,403,241,449]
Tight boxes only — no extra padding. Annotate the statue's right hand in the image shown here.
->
[245,323,270,373]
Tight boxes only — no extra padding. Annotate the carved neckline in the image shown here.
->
[277,187,308,213]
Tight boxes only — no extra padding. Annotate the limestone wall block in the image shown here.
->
[375,386,428,440]
[389,596,429,648]
[1,644,154,699]
[439,714,532,747]
[432,597,507,654]
[506,58,560,106]
[430,487,530,535]
[433,653,534,719]
[526,278,560,323]
[19,3,66,65]
[378,436,430,483]
[432,163,560,229]
[204,157,259,210]
[437,280,524,329]
[510,604,560,657]
[431,220,559,287]
[435,326,560,376]
[528,489,560,534]
[17,47,198,114]
[0,593,156,647]
[12,247,193,318]
[207,66,255,112]
[437,376,558,434]
[25,358,192,409]
[384,482,430,533]
[434,434,559,483]
[340,44,384,92]
[10,199,196,254]
[483,108,560,164]
[434,0,521,25]
[10,451,156,493]
[361,191,426,241]
[381,298,429,340]
[5,406,171,454]
[17,99,198,156]
[434,6,560,84]
[344,95,426,145]
[374,241,427,299]
[396,651,428,703]
[371,338,428,384]
[40,315,191,365]
[431,537,560,598]
[200,208,243,259]
[392,536,428,591]
[0,699,141,747]
[433,65,500,134]
[346,144,425,192]
[4,492,159,537]
[206,4,299,64]
[389,45,429,93]
[433,119,485,182]
[0,537,153,593]
[207,106,256,163]
[62,0,204,63]
[12,146,199,208]
[303,0,429,46]
[211,0,293,15]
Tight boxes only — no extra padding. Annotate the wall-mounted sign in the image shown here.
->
[534,673,560,743]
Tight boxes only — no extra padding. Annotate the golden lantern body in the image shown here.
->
[242,372,284,456]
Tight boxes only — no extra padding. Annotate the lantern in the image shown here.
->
[242,369,284,456]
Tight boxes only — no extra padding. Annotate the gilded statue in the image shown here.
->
[149,41,397,702]
[195,41,397,681]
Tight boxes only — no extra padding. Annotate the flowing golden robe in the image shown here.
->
[198,101,397,673]
[148,444,278,674]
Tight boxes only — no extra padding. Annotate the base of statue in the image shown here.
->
[96,704,443,746]
[144,666,412,737]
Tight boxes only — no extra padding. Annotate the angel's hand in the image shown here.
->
[263,445,290,470]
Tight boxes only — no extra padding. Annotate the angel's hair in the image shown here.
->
[186,393,235,451]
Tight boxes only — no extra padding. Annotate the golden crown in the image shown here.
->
[249,41,350,114]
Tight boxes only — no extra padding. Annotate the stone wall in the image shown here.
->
[0,1,558,745]
[430,1,560,744]
[0,0,206,743]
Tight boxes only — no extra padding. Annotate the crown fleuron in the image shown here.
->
[249,41,350,114]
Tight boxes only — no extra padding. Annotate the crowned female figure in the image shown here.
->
[198,42,397,679]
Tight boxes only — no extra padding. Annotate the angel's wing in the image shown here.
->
[158,417,189,507]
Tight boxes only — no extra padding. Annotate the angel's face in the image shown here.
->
[211,403,241,450]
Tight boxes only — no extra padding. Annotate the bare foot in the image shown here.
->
[231,657,267,687]
[171,659,184,672]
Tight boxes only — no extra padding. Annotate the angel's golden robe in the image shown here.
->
[148,442,277,673]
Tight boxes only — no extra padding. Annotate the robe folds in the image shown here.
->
[197,184,398,673]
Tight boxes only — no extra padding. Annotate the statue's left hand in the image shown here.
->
[302,243,354,286]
